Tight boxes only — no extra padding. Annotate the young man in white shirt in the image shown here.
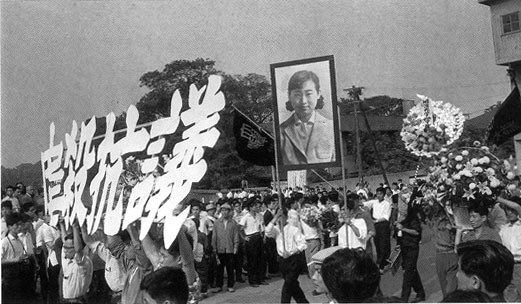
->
[265,209,308,303]
[337,206,368,250]
[1,213,31,301]
[239,198,266,287]
[34,205,62,304]
[59,220,93,303]
[363,187,392,273]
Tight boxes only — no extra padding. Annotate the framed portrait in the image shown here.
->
[270,55,341,171]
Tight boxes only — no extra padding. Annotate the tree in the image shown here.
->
[135,58,273,189]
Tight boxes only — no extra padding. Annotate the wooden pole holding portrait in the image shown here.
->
[271,113,286,254]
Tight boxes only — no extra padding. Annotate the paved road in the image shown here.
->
[204,225,444,303]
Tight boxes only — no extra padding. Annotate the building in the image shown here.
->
[479,0,521,174]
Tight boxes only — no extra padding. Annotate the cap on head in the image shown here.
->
[309,246,343,267]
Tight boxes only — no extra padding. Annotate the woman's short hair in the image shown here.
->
[285,70,325,111]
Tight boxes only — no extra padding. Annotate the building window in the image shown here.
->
[502,12,520,34]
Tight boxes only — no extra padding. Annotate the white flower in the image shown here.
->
[486,168,495,176]
[441,157,448,164]
[469,183,476,190]
[455,155,463,161]
[473,167,483,173]
[504,160,512,170]
[462,170,473,177]
[507,184,517,191]
[507,172,516,180]
[456,164,463,170]
[490,178,501,188]
[471,158,479,165]
[478,156,490,164]
[445,178,453,185]
[453,174,461,180]
[461,150,469,156]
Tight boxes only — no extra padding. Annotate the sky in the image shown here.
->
[1,0,511,168]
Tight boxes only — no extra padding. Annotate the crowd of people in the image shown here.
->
[1,179,521,304]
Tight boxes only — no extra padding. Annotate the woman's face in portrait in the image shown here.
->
[289,79,321,119]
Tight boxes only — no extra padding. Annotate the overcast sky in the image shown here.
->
[1,0,511,168]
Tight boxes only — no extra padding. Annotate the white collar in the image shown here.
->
[294,111,316,125]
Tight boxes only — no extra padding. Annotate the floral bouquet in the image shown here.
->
[320,209,341,233]
[427,141,511,208]
[401,95,465,158]
[300,206,322,227]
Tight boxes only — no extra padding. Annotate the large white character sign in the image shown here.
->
[41,75,225,248]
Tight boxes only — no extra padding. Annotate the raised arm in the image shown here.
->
[497,197,521,215]
[72,221,84,261]
[177,226,197,285]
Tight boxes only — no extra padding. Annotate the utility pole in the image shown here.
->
[345,85,390,186]
[345,85,364,183]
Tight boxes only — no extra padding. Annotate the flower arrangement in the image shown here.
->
[320,209,341,233]
[401,95,465,158]
[427,141,511,208]
[300,206,322,227]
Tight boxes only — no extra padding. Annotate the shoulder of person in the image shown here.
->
[280,114,296,129]
[315,112,333,123]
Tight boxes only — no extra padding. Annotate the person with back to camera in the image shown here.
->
[280,70,335,165]
[456,239,514,302]
[396,201,426,303]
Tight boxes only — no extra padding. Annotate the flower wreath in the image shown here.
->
[401,95,465,158]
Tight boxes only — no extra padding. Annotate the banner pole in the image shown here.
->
[271,113,286,254]
[337,105,348,247]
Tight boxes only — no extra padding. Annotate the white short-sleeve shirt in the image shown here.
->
[61,252,93,299]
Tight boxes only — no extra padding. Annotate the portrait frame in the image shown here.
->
[270,55,341,171]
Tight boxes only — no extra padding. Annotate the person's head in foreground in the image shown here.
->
[140,267,189,304]
[442,289,492,303]
[321,247,381,303]
[285,70,324,122]
[310,246,342,298]
[456,240,514,301]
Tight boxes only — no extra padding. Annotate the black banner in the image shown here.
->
[233,109,275,166]
[488,85,521,145]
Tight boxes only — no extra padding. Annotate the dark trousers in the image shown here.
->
[234,242,245,282]
[195,257,209,293]
[2,262,27,301]
[374,221,391,269]
[265,238,279,274]
[88,268,111,303]
[435,251,459,296]
[401,245,425,301]
[37,251,50,300]
[280,253,309,303]
[216,253,235,288]
[207,252,217,288]
[48,264,62,304]
[245,233,263,285]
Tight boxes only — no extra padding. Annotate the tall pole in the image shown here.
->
[345,86,364,183]
[271,113,285,253]
[346,86,390,186]
[337,106,348,203]
[353,100,363,182]
[359,104,390,185]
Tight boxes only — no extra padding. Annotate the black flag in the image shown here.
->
[488,85,521,145]
[233,109,275,166]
